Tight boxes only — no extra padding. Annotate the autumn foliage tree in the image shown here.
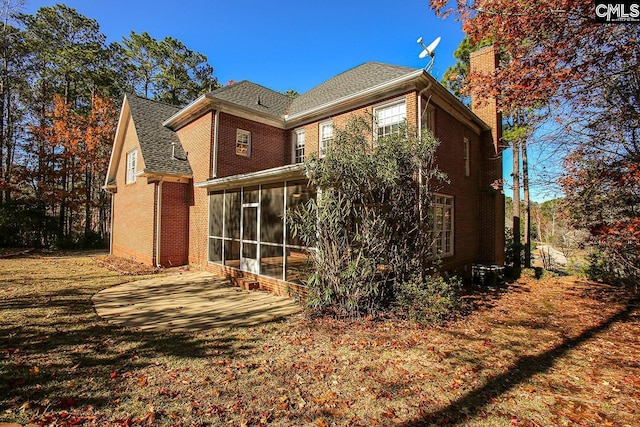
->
[27,94,117,245]
[430,0,640,283]
[0,3,220,247]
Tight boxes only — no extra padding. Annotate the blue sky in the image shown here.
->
[22,0,559,202]
[23,0,463,92]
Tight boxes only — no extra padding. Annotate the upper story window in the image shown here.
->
[126,148,137,184]
[236,129,251,156]
[434,194,454,257]
[422,104,435,133]
[374,100,406,139]
[294,128,305,164]
[464,138,470,176]
[319,121,333,158]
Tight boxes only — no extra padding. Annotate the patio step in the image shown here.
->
[232,278,260,291]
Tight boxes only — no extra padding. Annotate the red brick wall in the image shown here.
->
[291,93,416,161]
[288,90,498,275]
[470,45,502,153]
[216,112,288,177]
[159,181,189,266]
[176,112,213,267]
[432,105,482,275]
[111,113,156,265]
[203,262,308,300]
[470,45,505,265]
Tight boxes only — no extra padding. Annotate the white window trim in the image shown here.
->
[373,98,407,141]
[293,128,305,164]
[236,129,251,157]
[464,138,470,177]
[126,148,137,184]
[433,193,454,258]
[422,104,435,132]
[319,120,333,158]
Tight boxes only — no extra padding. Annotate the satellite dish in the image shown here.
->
[416,36,441,72]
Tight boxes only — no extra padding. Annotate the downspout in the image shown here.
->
[417,81,433,279]
[155,179,163,267]
[212,109,220,178]
[417,82,433,221]
[109,192,114,255]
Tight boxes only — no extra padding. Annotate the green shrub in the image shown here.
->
[586,250,621,283]
[393,275,463,325]
[288,118,447,318]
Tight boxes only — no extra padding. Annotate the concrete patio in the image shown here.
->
[92,271,302,332]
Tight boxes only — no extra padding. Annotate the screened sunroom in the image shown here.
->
[197,165,315,284]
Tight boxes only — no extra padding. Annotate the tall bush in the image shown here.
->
[288,118,448,317]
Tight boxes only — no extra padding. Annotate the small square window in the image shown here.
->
[236,130,251,156]
[126,148,137,184]
[319,121,333,157]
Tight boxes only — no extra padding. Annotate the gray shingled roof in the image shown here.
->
[288,62,420,116]
[127,94,193,176]
[121,63,422,177]
[207,81,293,117]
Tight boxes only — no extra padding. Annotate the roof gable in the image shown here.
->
[126,95,193,176]
[208,81,293,118]
[288,62,419,117]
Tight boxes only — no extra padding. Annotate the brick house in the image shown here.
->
[105,46,504,297]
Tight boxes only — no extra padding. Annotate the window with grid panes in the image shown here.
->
[434,194,453,257]
[126,148,137,184]
[319,121,333,157]
[236,129,251,156]
[374,100,406,139]
[294,129,305,163]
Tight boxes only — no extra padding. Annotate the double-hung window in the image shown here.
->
[374,100,406,139]
[422,104,435,132]
[319,121,333,158]
[434,194,454,257]
[236,129,251,156]
[126,148,137,184]
[294,129,305,163]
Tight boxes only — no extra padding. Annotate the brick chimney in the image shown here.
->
[469,45,505,266]
[469,45,502,154]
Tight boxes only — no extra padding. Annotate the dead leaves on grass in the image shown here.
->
[93,255,161,276]
[2,254,639,426]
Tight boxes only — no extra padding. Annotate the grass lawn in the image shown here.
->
[1,252,639,426]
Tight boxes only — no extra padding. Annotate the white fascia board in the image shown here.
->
[104,95,130,188]
[284,69,425,123]
[162,94,209,129]
[195,164,305,190]
[429,82,490,134]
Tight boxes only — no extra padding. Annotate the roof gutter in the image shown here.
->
[138,169,192,180]
[285,69,425,122]
[162,93,209,129]
[195,164,305,190]
[155,179,163,267]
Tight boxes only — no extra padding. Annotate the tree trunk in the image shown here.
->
[522,137,531,268]
[512,139,521,272]
[0,7,6,205]
[84,167,91,241]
